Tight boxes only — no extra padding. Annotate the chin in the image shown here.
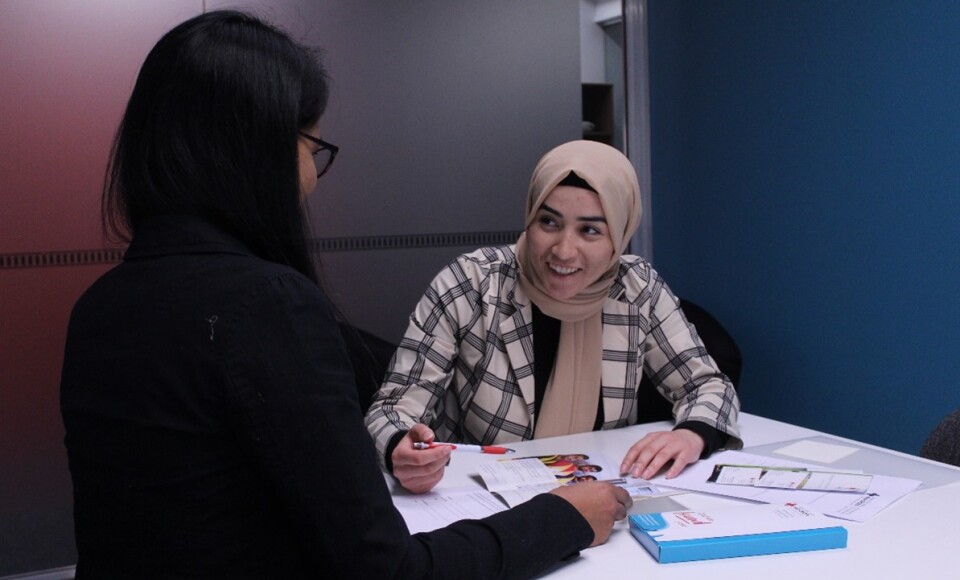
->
[544,286,581,301]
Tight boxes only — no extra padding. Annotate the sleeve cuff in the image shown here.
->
[384,429,408,474]
[675,420,728,458]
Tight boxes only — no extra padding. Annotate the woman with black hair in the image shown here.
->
[60,10,629,579]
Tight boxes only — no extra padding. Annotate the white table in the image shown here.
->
[390,413,960,579]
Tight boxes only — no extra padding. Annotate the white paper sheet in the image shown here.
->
[494,484,559,508]
[391,488,508,533]
[477,458,559,492]
[652,450,922,522]
[774,439,860,463]
[394,451,670,529]
[711,464,873,493]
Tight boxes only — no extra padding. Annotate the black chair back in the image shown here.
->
[635,298,742,424]
[338,322,398,415]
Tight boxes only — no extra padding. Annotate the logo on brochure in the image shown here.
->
[675,511,714,526]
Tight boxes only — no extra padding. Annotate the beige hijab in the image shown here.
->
[515,140,641,438]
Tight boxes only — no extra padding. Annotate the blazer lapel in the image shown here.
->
[501,284,537,421]
[600,298,641,426]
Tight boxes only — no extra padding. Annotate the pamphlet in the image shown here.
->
[477,453,669,507]
[394,451,670,531]
[709,463,874,493]
[649,450,922,522]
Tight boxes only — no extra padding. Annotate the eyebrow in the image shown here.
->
[540,202,607,223]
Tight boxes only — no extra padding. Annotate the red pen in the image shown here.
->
[413,442,515,454]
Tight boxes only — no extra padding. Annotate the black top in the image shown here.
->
[60,215,592,579]
[530,305,727,457]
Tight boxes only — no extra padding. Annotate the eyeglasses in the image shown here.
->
[299,132,339,178]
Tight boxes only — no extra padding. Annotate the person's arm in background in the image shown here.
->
[620,268,742,480]
[225,271,629,578]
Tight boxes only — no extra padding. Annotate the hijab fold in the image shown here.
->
[515,141,641,438]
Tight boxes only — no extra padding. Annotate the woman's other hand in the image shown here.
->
[619,429,705,480]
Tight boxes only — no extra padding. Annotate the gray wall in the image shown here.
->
[214,0,582,342]
[0,0,581,575]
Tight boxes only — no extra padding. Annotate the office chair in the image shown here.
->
[920,407,960,467]
[635,298,742,424]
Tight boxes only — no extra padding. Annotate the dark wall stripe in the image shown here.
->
[0,231,522,270]
[0,248,126,269]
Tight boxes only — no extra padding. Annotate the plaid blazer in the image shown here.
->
[364,246,742,466]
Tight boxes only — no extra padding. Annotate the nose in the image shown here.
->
[552,232,577,261]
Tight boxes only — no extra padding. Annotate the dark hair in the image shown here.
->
[558,171,597,193]
[102,10,328,282]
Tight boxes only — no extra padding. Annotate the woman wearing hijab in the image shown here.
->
[60,14,631,578]
[365,140,742,494]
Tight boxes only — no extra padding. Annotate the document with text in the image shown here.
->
[651,450,922,522]
[392,452,668,531]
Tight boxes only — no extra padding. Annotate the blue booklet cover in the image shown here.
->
[629,503,847,563]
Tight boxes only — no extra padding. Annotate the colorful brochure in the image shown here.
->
[477,453,668,507]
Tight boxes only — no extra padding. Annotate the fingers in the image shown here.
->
[589,483,633,545]
[619,438,646,475]
[408,423,435,443]
[613,485,633,520]
[663,449,695,479]
[663,429,704,478]
[620,432,670,478]
[393,450,448,493]
[395,464,446,494]
[549,482,633,547]
[391,424,452,493]
[619,430,704,479]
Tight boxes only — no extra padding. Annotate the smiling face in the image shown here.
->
[525,185,615,301]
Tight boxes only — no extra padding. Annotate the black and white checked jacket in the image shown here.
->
[364,246,742,467]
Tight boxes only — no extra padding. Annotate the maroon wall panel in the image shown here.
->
[0,1,201,575]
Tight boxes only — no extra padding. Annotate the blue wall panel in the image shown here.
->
[647,0,960,453]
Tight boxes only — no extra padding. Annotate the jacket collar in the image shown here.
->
[124,215,254,260]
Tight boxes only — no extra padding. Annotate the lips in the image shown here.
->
[548,263,580,275]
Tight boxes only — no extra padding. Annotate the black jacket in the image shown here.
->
[60,215,591,579]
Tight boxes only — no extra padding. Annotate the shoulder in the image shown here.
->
[216,261,344,370]
[433,245,519,288]
[73,248,320,321]
[176,250,335,332]
[231,259,332,318]
[610,254,668,305]
[414,246,521,320]
[456,245,518,275]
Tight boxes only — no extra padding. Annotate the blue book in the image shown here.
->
[629,503,847,563]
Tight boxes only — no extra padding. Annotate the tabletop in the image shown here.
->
[388,413,960,579]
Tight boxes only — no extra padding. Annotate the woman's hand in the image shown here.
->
[619,429,705,480]
[391,423,452,494]
[550,482,632,547]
